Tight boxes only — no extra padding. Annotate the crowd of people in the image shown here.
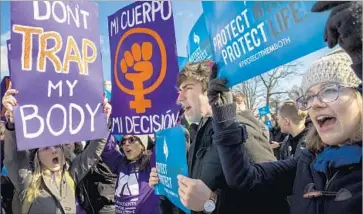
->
[1,1,362,214]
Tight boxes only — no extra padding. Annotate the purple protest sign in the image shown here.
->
[6,40,11,76]
[10,1,107,150]
[109,1,179,135]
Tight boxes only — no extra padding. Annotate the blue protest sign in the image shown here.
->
[154,126,190,214]
[202,1,329,86]
[264,120,273,130]
[186,13,213,62]
[178,56,188,71]
[104,89,111,100]
[258,105,270,117]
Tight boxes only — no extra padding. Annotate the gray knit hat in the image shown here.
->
[301,51,361,94]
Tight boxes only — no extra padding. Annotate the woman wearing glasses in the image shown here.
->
[101,134,159,214]
[212,51,362,214]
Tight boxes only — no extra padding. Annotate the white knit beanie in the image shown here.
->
[136,134,153,149]
[121,134,153,149]
[301,51,361,94]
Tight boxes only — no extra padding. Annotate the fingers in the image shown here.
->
[209,79,229,92]
[4,89,18,96]
[324,3,352,47]
[178,175,190,192]
[149,167,159,188]
[311,1,347,12]
[208,62,218,82]
[178,187,187,204]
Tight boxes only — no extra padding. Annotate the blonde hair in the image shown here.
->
[279,101,308,125]
[23,149,68,212]
[0,121,5,138]
[23,152,43,207]
[307,91,363,153]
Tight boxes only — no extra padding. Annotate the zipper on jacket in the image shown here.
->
[324,170,340,191]
[322,170,340,214]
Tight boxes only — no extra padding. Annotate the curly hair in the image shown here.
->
[177,60,214,92]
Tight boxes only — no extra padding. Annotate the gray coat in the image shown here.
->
[237,110,277,163]
[4,123,107,214]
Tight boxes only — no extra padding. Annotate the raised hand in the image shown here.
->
[312,1,362,79]
[2,82,18,123]
[207,62,233,107]
[149,167,159,189]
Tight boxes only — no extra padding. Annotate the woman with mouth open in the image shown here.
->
[1,84,111,214]
[101,134,159,214]
[212,51,362,214]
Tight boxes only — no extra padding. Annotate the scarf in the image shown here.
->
[314,144,362,174]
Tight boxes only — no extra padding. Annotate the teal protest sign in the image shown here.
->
[258,105,271,117]
[186,13,213,62]
[154,126,190,214]
[202,1,329,86]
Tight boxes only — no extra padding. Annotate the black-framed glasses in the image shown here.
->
[296,83,352,111]
[121,136,140,146]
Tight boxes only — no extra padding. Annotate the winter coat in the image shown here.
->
[213,117,362,214]
[77,142,117,214]
[3,122,107,214]
[236,110,277,163]
[269,126,288,143]
[188,117,288,214]
[279,128,308,160]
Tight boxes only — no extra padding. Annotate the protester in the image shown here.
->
[2,85,110,214]
[76,140,117,214]
[101,134,158,214]
[277,101,308,160]
[150,60,287,214]
[270,113,288,143]
[269,114,288,159]
[1,120,15,214]
[232,93,276,163]
[211,51,362,214]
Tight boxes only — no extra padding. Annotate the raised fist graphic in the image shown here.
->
[120,42,154,113]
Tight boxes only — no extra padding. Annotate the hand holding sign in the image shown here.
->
[2,83,18,123]
[207,62,233,107]
[177,175,212,212]
[149,167,159,189]
[312,1,362,80]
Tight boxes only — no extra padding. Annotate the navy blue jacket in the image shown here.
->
[213,112,362,214]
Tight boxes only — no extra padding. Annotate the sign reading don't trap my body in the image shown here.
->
[10,1,107,150]
[109,1,179,135]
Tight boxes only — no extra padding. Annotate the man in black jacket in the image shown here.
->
[276,101,308,160]
[77,141,117,214]
[174,61,287,214]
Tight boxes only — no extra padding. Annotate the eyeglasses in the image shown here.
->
[121,136,140,146]
[296,84,352,111]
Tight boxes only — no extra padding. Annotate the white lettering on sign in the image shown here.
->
[19,103,100,138]
[33,1,89,30]
[111,110,179,134]
[109,1,172,37]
